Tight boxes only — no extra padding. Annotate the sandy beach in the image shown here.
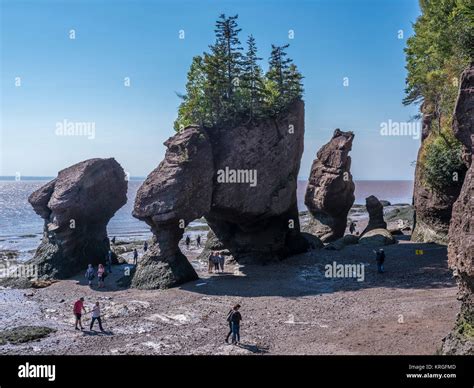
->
[0,205,459,355]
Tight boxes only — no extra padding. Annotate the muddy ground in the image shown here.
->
[0,232,459,355]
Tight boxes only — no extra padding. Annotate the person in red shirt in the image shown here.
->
[73,297,86,330]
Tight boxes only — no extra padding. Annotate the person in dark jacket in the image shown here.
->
[133,248,138,265]
[349,221,356,234]
[225,307,234,343]
[230,304,242,345]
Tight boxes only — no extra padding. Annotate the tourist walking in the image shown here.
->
[208,251,214,274]
[349,221,356,234]
[230,304,242,345]
[225,307,234,343]
[97,264,107,288]
[133,248,138,265]
[196,234,201,248]
[89,302,105,332]
[218,251,225,272]
[185,235,191,250]
[84,264,95,286]
[213,253,220,273]
[73,297,86,330]
[111,236,116,245]
[143,241,148,252]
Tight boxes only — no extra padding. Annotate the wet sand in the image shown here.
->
[0,233,458,355]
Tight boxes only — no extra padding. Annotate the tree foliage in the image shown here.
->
[405,0,472,192]
[423,129,466,191]
[174,14,304,131]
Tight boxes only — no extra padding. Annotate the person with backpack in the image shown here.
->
[97,264,107,288]
[73,297,86,330]
[89,301,105,332]
[230,304,242,345]
[84,264,95,286]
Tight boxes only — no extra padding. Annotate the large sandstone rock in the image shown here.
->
[132,100,308,288]
[442,63,474,355]
[304,129,355,242]
[412,103,465,245]
[131,127,212,289]
[361,195,387,235]
[453,62,474,167]
[27,158,127,279]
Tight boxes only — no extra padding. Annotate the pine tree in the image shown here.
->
[174,55,210,131]
[174,15,304,131]
[285,63,304,103]
[241,34,264,120]
[265,44,303,113]
[211,14,243,102]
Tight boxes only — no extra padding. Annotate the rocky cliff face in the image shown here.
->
[442,63,474,355]
[411,107,463,245]
[132,100,309,288]
[131,127,212,289]
[28,158,127,279]
[304,129,355,242]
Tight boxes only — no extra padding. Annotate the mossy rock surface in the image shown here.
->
[0,326,56,345]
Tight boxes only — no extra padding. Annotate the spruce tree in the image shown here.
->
[241,34,264,120]
[266,44,303,113]
[212,14,243,103]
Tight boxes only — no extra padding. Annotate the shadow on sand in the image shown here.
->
[178,238,455,298]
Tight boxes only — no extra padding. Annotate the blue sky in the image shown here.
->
[1,0,421,179]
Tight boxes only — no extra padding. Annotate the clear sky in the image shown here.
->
[1,0,421,180]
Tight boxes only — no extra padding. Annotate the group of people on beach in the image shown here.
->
[208,250,226,273]
[73,297,105,332]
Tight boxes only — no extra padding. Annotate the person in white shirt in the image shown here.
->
[90,302,105,332]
